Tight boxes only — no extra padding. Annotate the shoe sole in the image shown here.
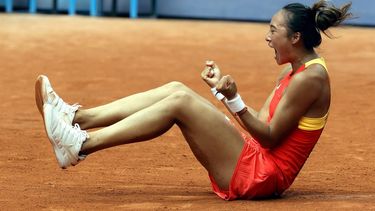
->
[35,75,50,118]
[43,104,69,169]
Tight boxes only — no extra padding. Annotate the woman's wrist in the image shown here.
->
[225,94,246,113]
[211,87,225,101]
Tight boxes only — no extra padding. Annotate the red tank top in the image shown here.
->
[265,58,328,192]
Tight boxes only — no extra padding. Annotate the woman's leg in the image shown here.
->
[81,91,244,190]
[75,82,215,130]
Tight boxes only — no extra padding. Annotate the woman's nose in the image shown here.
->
[265,32,271,42]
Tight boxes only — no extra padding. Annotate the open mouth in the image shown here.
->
[268,42,277,60]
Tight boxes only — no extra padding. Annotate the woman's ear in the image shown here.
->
[291,32,301,44]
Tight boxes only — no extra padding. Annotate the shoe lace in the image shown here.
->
[74,123,89,161]
[52,94,80,123]
[72,123,89,140]
[55,97,80,114]
[58,122,88,147]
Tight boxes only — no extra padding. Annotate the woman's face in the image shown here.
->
[265,10,293,65]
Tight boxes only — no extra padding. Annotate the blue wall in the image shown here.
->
[155,0,374,26]
[0,0,154,15]
[156,0,286,21]
[1,0,374,26]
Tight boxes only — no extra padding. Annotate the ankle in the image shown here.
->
[79,134,95,155]
[73,109,84,125]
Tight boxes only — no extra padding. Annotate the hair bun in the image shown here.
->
[312,0,352,33]
[282,1,352,49]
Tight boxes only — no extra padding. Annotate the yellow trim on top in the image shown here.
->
[305,58,328,71]
[298,57,329,131]
[298,113,328,131]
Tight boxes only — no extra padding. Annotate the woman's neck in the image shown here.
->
[290,49,318,73]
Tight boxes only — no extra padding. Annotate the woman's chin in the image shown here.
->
[274,56,288,65]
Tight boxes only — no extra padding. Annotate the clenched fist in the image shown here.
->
[216,75,238,100]
[201,60,222,88]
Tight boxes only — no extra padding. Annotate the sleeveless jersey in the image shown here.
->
[267,58,329,192]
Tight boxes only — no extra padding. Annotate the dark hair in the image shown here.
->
[282,0,352,50]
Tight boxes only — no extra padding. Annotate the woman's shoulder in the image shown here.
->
[303,63,329,81]
[291,64,329,94]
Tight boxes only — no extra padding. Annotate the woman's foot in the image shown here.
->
[43,103,88,169]
[35,75,80,125]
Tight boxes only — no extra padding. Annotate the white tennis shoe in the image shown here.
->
[43,103,88,169]
[35,75,80,125]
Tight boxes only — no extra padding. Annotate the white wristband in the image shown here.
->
[210,87,225,101]
[225,94,246,113]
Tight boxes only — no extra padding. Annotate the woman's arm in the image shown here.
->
[236,68,325,148]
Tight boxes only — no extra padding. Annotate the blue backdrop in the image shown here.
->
[2,0,374,26]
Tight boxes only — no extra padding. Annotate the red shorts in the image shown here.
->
[209,133,283,200]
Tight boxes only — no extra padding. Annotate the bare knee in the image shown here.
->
[164,81,191,94]
[162,82,213,115]
[167,90,195,114]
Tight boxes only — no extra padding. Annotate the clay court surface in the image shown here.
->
[0,14,374,210]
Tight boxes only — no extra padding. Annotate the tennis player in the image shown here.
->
[36,0,352,200]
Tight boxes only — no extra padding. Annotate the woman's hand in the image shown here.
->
[216,75,238,100]
[201,61,222,88]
